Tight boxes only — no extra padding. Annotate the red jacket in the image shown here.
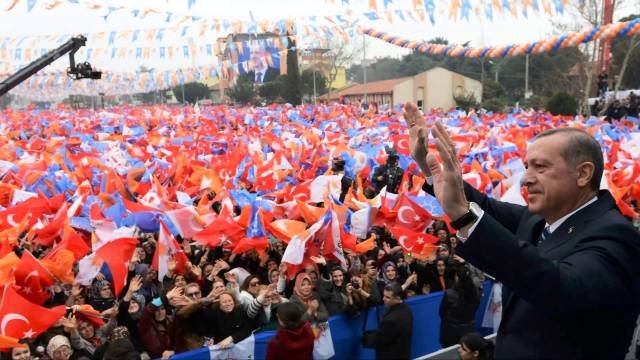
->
[266,322,315,360]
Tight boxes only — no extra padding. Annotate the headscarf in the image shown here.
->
[91,279,113,300]
[129,292,146,320]
[47,335,72,358]
[380,261,397,284]
[293,273,314,306]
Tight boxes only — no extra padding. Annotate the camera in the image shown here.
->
[351,279,360,290]
[68,61,102,80]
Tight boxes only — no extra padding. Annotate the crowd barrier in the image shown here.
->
[169,281,493,360]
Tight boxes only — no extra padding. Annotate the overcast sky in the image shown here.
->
[0,0,636,72]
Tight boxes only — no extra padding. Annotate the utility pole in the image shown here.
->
[312,66,317,104]
[363,33,367,104]
[524,54,530,100]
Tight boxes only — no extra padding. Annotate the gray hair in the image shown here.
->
[535,127,604,191]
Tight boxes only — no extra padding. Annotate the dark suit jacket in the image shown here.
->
[365,302,413,360]
[455,184,640,359]
[246,67,279,83]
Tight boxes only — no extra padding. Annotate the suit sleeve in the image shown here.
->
[458,214,640,315]
[372,315,399,348]
[423,180,527,234]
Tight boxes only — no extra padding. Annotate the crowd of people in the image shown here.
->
[591,91,640,121]
[0,101,637,360]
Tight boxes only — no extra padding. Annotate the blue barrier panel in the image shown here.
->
[169,281,494,360]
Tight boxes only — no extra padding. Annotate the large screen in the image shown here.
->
[237,44,282,84]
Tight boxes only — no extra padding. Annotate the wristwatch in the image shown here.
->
[450,202,482,230]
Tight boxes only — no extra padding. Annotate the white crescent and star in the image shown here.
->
[6,214,20,227]
[397,206,416,224]
[23,270,39,284]
[0,313,32,338]
[398,138,409,151]
[398,235,413,252]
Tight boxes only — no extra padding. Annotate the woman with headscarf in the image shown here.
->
[315,265,357,316]
[138,297,174,359]
[135,265,161,304]
[117,275,145,352]
[46,335,75,360]
[377,261,418,297]
[289,273,329,324]
[88,279,116,312]
[64,313,117,358]
[92,326,138,360]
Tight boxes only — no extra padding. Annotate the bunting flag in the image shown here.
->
[361,18,640,58]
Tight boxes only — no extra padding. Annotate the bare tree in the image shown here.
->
[554,0,601,114]
[558,0,638,114]
[325,37,363,101]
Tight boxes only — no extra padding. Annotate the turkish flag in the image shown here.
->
[388,226,439,256]
[0,285,65,339]
[95,237,138,298]
[393,194,433,232]
[34,203,69,246]
[0,197,49,231]
[44,222,90,262]
[193,213,245,248]
[15,251,55,305]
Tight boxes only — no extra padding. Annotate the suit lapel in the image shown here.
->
[538,191,616,254]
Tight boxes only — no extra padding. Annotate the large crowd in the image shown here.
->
[0,102,637,360]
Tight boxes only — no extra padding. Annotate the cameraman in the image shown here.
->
[372,154,404,194]
[330,156,354,202]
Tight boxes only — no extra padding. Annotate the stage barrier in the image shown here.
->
[168,281,493,360]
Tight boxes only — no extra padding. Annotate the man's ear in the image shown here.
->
[576,161,595,189]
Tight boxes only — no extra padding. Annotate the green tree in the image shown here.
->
[228,76,256,104]
[454,92,479,110]
[172,82,210,104]
[481,80,505,101]
[259,76,286,103]
[496,48,583,101]
[301,69,328,100]
[284,36,302,105]
[546,92,578,115]
[0,94,13,109]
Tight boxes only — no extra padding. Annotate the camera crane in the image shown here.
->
[0,35,101,97]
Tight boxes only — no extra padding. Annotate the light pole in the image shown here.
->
[363,33,367,104]
[312,66,317,104]
[524,54,530,100]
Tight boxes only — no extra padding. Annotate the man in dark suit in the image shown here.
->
[363,283,413,359]
[404,102,640,359]
[246,67,279,84]
[245,49,279,84]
